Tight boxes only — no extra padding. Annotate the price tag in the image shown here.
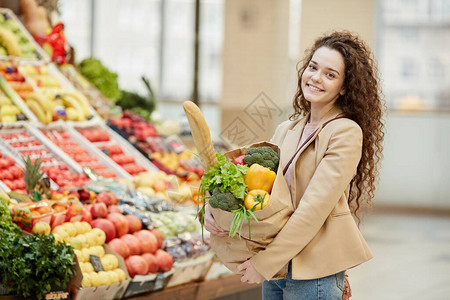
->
[154,274,165,290]
[90,255,104,272]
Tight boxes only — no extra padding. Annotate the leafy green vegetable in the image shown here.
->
[78,57,122,101]
[229,205,258,239]
[0,199,76,299]
[117,76,156,119]
[198,153,260,240]
[208,186,242,212]
[200,153,248,200]
[0,232,76,299]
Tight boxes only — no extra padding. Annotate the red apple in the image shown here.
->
[96,192,112,206]
[125,214,142,233]
[108,238,130,259]
[133,230,158,254]
[141,253,159,273]
[1,170,13,181]
[150,228,164,249]
[81,206,93,223]
[109,193,118,205]
[155,249,173,272]
[90,218,116,242]
[108,205,121,214]
[107,213,129,237]
[125,255,148,278]
[90,202,108,218]
[78,189,91,201]
[120,234,141,256]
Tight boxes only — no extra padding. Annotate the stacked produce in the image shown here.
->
[110,110,204,179]
[0,61,34,101]
[71,188,174,279]
[0,193,76,299]
[51,221,127,288]
[42,129,117,178]
[59,64,119,120]
[0,92,27,123]
[0,150,25,193]
[78,127,147,176]
[1,131,90,188]
[0,12,40,59]
[132,169,189,203]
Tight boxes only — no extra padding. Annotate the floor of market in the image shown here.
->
[215,211,450,300]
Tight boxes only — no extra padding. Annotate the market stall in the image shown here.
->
[0,5,254,300]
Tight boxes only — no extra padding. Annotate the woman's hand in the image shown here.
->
[236,260,265,284]
[203,203,229,236]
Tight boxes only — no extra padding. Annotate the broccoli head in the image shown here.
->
[209,187,242,212]
[244,146,279,172]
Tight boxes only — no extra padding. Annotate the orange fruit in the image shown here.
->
[53,204,66,213]
[38,206,52,215]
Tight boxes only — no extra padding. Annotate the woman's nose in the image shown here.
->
[311,71,321,82]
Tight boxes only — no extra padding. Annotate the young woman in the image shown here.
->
[204,31,384,299]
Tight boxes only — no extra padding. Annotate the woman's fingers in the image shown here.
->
[203,204,229,235]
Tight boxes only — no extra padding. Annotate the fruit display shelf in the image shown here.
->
[16,61,100,124]
[59,64,120,121]
[73,121,158,177]
[109,111,204,178]
[0,8,50,62]
[0,88,27,123]
[0,123,89,189]
[0,74,38,122]
[38,122,133,180]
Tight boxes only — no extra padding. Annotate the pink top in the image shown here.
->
[285,122,317,192]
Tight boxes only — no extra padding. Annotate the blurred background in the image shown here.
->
[3,0,450,299]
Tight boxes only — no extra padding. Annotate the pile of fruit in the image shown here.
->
[110,110,158,141]
[1,131,90,189]
[74,189,174,278]
[109,110,204,179]
[42,130,117,178]
[0,92,27,123]
[0,61,34,100]
[0,13,39,59]
[0,150,25,193]
[51,221,127,288]
[78,127,147,176]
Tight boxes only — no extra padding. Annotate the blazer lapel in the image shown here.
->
[288,106,344,201]
[279,114,309,169]
[292,106,344,162]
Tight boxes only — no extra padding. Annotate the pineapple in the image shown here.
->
[23,157,46,199]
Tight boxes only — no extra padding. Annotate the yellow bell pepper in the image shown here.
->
[244,189,270,210]
[244,163,276,193]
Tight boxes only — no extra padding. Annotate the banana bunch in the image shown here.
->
[26,88,92,123]
[0,26,21,56]
[26,92,53,124]
[58,89,91,121]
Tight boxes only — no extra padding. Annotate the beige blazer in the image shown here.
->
[250,105,373,280]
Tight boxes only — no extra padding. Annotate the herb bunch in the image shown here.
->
[0,198,76,299]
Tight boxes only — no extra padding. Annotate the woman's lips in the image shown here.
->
[307,83,324,92]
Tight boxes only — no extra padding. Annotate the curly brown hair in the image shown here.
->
[290,31,385,222]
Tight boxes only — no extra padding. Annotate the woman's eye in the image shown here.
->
[327,73,335,78]
[308,65,316,70]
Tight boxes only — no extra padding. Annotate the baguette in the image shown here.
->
[183,101,218,170]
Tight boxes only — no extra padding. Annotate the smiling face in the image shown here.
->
[301,46,346,111]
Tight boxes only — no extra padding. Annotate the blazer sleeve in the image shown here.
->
[250,121,363,280]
